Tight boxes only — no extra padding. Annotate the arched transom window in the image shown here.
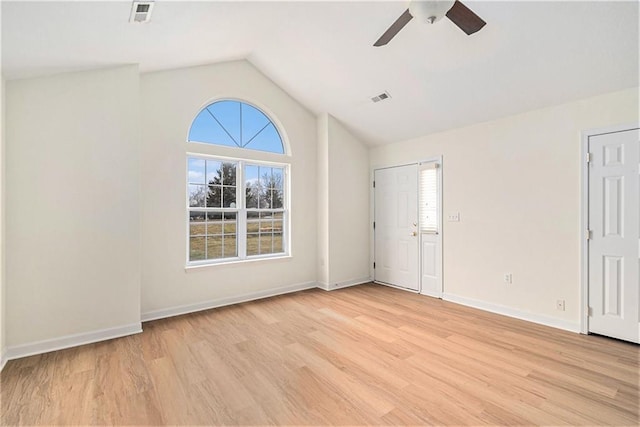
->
[189,100,285,154]
[186,100,289,266]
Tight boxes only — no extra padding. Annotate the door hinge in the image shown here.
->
[373,221,376,229]
[587,306,593,317]
[586,152,592,163]
[373,180,376,188]
[586,229,592,240]
[373,262,376,269]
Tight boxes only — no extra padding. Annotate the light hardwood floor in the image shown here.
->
[1,283,638,426]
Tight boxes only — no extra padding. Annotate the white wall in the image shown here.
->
[326,115,370,286]
[317,114,370,288]
[139,60,318,317]
[370,88,639,330]
[1,74,6,368]
[1,1,5,366]
[317,114,330,286]
[5,66,142,349]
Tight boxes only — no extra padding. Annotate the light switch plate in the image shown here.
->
[447,212,460,222]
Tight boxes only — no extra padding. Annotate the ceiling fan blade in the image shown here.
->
[446,1,486,35]
[374,9,413,47]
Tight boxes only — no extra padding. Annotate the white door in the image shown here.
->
[374,165,419,291]
[588,128,639,343]
[419,161,442,298]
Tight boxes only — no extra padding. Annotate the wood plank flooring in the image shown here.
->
[1,283,638,425]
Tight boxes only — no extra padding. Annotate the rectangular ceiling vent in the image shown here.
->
[371,91,391,103]
[130,1,154,23]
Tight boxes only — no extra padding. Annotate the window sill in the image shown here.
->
[185,254,292,272]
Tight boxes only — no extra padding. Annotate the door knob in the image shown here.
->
[410,231,417,237]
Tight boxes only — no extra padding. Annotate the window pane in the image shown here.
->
[272,219,283,233]
[247,219,260,233]
[256,167,270,209]
[272,168,283,190]
[207,101,241,145]
[206,160,221,184]
[261,189,270,209]
[188,111,237,147]
[206,218,223,235]
[271,189,284,209]
[224,212,237,233]
[190,222,206,236]
[206,211,222,221]
[245,123,284,154]
[188,158,205,184]
[190,237,206,261]
[245,164,259,182]
[273,233,283,253]
[260,167,273,188]
[207,185,222,208]
[224,236,237,257]
[245,184,259,208]
[190,210,206,221]
[189,185,205,207]
[247,233,259,256]
[223,186,236,208]
[259,234,273,254]
[245,165,259,208]
[259,218,274,233]
[241,103,270,146]
[206,235,223,259]
[220,162,237,186]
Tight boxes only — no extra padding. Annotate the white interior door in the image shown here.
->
[588,128,639,343]
[374,165,419,291]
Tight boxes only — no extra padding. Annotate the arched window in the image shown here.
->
[189,100,285,154]
[186,99,289,266]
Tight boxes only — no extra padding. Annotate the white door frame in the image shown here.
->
[371,157,444,296]
[580,123,640,334]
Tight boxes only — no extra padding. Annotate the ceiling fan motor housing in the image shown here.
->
[409,0,456,24]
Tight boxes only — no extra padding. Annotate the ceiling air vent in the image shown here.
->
[130,1,154,23]
[371,91,391,103]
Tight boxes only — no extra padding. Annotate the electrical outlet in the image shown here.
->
[447,212,460,222]
[503,273,512,284]
[556,299,565,311]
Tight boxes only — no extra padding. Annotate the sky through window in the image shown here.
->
[189,100,284,154]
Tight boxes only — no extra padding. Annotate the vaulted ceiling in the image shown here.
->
[2,1,638,145]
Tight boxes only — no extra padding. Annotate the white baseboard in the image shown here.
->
[443,293,581,333]
[5,323,142,362]
[0,347,7,372]
[317,277,372,291]
[141,281,318,322]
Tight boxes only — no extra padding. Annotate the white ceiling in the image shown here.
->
[2,1,638,146]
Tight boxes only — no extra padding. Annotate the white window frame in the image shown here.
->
[186,152,290,267]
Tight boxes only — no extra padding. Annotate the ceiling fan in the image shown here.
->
[374,0,486,47]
